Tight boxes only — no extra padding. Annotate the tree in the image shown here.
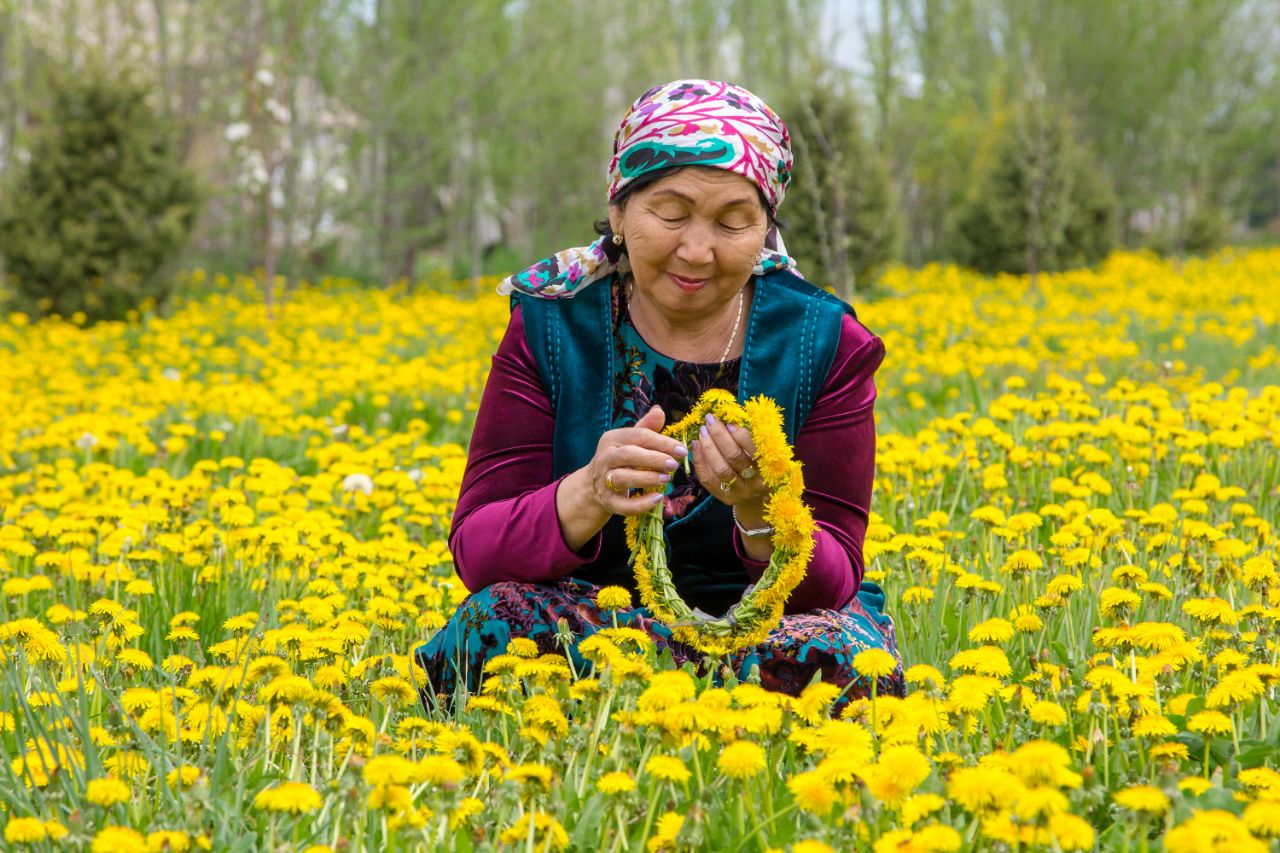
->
[0,69,199,322]
[950,99,1114,277]
[779,82,901,300]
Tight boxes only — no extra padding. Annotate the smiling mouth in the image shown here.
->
[669,273,711,291]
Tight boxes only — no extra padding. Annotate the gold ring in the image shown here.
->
[719,477,737,492]
[606,470,625,494]
[740,465,757,479]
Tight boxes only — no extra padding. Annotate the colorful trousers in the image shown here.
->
[414,579,906,714]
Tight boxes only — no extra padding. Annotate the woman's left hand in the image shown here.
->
[691,412,768,510]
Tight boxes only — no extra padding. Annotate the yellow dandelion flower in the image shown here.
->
[1165,809,1265,853]
[369,676,416,707]
[5,817,49,844]
[1187,710,1234,736]
[596,586,633,610]
[717,740,766,779]
[252,781,322,814]
[853,649,898,679]
[645,811,684,853]
[86,777,131,807]
[968,618,1014,644]
[788,770,838,815]
[947,765,1022,814]
[1182,597,1239,625]
[1046,813,1095,851]
[597,771,636,795]
[1243,800,1280,838]
[1000,549,1044,575]
[448,797,485,831]
[144,831,191,852]
[644,755,691,784]
[899,793,947,825]
[498,812,568,851]
[165,766,201,789]
[505,637,539,658]
[1113,785,1170,815]
[91,826,147,853]
[1028,700,1067,727]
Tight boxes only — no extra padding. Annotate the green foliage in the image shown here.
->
[0,70,199,323]
[950,101,1116,276]
[779,84,901,300]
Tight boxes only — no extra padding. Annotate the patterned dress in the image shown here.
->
[415,285,906,715]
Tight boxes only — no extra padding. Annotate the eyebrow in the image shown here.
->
[651,189,757,208]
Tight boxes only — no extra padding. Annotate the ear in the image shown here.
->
[607,204,624,237]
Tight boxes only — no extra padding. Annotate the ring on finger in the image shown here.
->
[739,464,757,479]
[605,470,626,494]
[719,476,738,492]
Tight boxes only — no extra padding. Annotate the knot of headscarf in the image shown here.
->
[499,79,798,300]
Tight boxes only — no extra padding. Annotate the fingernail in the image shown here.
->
[699,426,708,440]
[727,424,738,434]
[705,413,717,426]
[691,440,699,453]
[672,444,689,458]
[664,458,678,471]
[659,473,671,483]
[651,493,663,503]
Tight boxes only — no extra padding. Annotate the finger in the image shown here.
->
[601,484,666,517]
[702,414,754,473]
[635,404,666,432]
[692,428,738,490]
[608,445,682,475]
[604,465,673,493]
[725,422,757,458]
[609,426,688,460]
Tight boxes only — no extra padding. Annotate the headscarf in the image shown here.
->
[499,79,798,299]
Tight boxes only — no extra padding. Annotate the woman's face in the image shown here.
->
[608,167,769,322]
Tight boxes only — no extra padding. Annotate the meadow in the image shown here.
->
[1,249,1279,851]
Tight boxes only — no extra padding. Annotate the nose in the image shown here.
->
[674,220,715,269]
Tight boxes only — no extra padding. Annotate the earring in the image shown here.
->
[612,232,624,246]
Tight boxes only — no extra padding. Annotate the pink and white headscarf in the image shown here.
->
[499,79,798,299]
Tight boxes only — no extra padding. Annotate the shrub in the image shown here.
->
[950,101,1115,276]
[779,84,901,300]
[0,70,199,323]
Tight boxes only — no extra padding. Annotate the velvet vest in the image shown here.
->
[513,269,854,616]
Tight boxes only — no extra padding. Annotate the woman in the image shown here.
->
[416,79,905,711]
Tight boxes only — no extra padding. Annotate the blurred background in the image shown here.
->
[0,0,1278,319]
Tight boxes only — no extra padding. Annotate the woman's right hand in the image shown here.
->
[556,405,687,551]
[585,405,688,517]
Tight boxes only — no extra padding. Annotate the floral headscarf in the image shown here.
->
[499,79,798,299]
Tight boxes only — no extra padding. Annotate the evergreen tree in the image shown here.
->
[950,100,1115,277]
[779,84,900,300]
[0,70,199,322]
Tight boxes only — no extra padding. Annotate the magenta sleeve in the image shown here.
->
[448,304,603,593]
[733,313,885,613]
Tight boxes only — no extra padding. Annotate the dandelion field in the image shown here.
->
[2,250,1280,852]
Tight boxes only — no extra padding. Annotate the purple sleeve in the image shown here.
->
[448,304,603,593]
[733,313,886,613]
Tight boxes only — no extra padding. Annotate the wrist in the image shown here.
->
[563,467,610,524]
[732,501,769,530]
[732,504,774,539]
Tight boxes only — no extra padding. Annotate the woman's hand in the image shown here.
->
[556,405,688,552]
[584,404,688,516]
[692,412,774,560]
[691,412,768,511]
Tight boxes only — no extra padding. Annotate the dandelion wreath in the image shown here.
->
[623,389,816,656]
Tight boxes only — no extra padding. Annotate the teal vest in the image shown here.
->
[513,270,854,616]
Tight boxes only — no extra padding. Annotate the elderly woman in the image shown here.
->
[416,79,904,709]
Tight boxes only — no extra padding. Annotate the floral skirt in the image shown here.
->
[414,578,906,714]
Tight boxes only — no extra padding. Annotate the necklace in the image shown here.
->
[717,289,745,363]
[624,277,747,363]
